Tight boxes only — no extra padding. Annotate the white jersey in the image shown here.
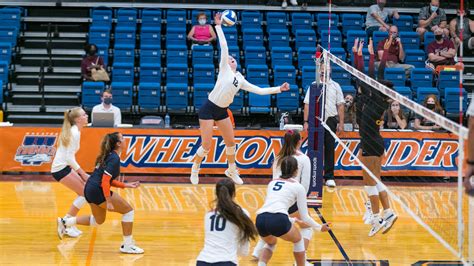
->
[467,100,474,116]
[257,179,322,231]
[196,209,250,264]
[272,152,311,194]
[51,125,81,172]
[207,25,281,108]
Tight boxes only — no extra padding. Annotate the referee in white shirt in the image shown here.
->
[465,100,474,196]
[91,89,122,127]
[303,73,345,188]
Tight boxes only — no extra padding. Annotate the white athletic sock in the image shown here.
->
[63,214,73,219]
[192,163,200,171]
[257,262,267,266]
[228,162,236,170]
[383,208,393,219]
[123,235,133,245]
[64,217,77,227]
[252,239,265,257]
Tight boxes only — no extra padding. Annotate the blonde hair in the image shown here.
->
[59,107,83,147]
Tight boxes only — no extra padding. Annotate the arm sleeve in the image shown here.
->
[369,54,376,79]
[295,185,322,230]
[215,25,229,69]
[300,155,311,194]
[111,180,126,188]
[101,173,112,198]
[241,79,281,95]
[65,130,81,171]
[377,46,389,80]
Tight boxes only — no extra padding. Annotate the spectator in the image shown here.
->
[449,8,474,56]
[383,101,407,129]
[92,89,122,127]
[81,44,105,81]
[416,0,449,42]
[427,27,457,68]
[187,13,216,45]
[413,94,444,131]
[375,25,414,78]
[281,0,298,8]
[344,94,358,130]
[365,0,400,39]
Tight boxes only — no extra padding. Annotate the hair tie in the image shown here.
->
[287,129,294,135]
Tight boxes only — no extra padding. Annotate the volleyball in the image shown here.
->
[221,10,237,26]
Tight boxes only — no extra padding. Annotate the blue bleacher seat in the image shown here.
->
[438,71,459,94]
[417,87,439,103]
[138,83,161,109]
[0,61,8,82]
[266,12,287,30]
[0,80,3,104]
[167,63,188,83]
[410,68,433,91]
[384,68,406,87]
[166,44,187,65]
[393,15,413,32]
[166,9,187,28]
[95,44,109,66]
[346,30,367,48]
[341,85,356,95]
[142,9,162,28]
[295,30,316,50]
[267,29,290,49]
[297,47,316,68]
[114,27,136,49]
[116,8,137,28]
[191,10,212,25]
[330,47,346,61]
[424,32,435,51]
[271,47,292,68]
[113,47,134,66]
[193,64,215,84]
[140,27,161,49]
[89,26,111,47]
[112,64,134,83]
[166,26,187,46]
[444,87,467,114]
[221,26,238,47]
[110,82,133,110]
[400,31,420,50]
[246,64,269,85]
[320,30,342,48]
[91,8,113,29]
[242,28,264,49]
[373,31,389,48]
[0,43,12,64]
[0,26,18,46]
[229,90,244,112]
[240,11,262,30]
[81,81,104,108]
[140,64,161,83]
[193,83,213,110]
[192,45,213,65]
[394,86,412,99]
[273,65,296,85]
[166,82,188,112]
[331,65,351,86]
[405,49,426,68]
[277,84,299,112]
[341,14,363,35]
[301,66,316,90]
[316,13,339,34]
[228,46,240,60]
[0,7,21,30]
[291,13,313,33]
[249,84,272,114]
[245,46,266,67]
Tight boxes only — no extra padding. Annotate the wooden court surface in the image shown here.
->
[0,181,470,265]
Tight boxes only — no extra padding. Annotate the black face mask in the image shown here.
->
[435,35,443,41]
[88,50,97,56]
[378,2,385,8]
[427,103,436,109]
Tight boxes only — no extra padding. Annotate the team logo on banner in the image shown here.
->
[14,133,57,166]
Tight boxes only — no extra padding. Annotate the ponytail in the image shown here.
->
[280,156,298,179]
[95,132,121,167]
[215,179,257,243]
[59,107,83,147]
[276,130,301,167]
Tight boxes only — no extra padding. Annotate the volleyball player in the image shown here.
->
[256,156,330,266]
[189,13,290,185]
[465,100,474,196]
[252,130,312,259]
[353,37,398,236]
[51,107,89,238]
[57,132,144,254]
[196,179,258,265]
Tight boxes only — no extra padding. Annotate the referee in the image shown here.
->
[465,100,474,196]
[303,67,345,188]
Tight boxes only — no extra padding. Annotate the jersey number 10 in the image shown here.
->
[209,214,227,231]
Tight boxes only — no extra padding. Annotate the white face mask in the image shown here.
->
[198,19,206,25]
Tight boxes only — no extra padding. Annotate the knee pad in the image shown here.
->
[376,183,386,193]
[196,146,209,157]
[89,216,97,226]
[263,243,276,252]
[122,210,134,223]
[293,238,305,252]
[365,185,378,196]
[73,196,86,209]
[225,145,236,156]
[300,227,313,240]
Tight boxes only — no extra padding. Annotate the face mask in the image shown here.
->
[431,5,438,13]
[345,100,352,107]
[378,2,385,8]
[435,34,443,41]
[391,33,398,39]
[198,19,206,25]
[427,103,435,109]
[103,98,112,105]
[89,50,97,56]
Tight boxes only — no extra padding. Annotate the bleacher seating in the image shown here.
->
[166,9,186,28]
[166,83,188,112]
[193,83,213,110]
[240,11,262,30]
[271,47,292,68]
[405,49,426,68]
[320,30,342,48]
[82,82,105,109]
[139,64,161,110]
[249,87,272,114]
[297,47,316,68]
[268,29,290,49]
[242,28,264,49]
[295,30,316,49]
[140,27,161,49]
[400,31,420,50]
[444,87,467,115]
[410,68,433,92]
[341,85,356,95]
[245,46,266,66]
[192,45,214,65]
[316,13,339,34]
[373,31,388,47]
[277,85,299,112]
[393,15,413,32]
[116,8,137,28]
[266,12,287,30]
[291,13,313,33]
[301,66,316,90]
[438,71,459,95]
[384,68,406,87]
[246,64,269,85]
[193,64,215,84]
[341,14,363,35]
[416,87,439,103]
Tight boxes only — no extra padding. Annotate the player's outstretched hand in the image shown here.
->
[352,37,359,53]
[321,223,331,232]
[126,181,140,189]
[214,13,222,26]
[280,82,290,92]
[384,34,392,50]
[358,40,364,56]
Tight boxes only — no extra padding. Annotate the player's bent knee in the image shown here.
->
[300,227,313,240]
[376,183,386,193]
[365,185,378,196]
[293,238,305,252]
[95,216,106,225]
[122,210,134,223]
[263,243,276,252]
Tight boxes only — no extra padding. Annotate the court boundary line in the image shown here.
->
[85,227,97,266]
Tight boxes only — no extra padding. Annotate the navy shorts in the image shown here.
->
[84,180,112,205]
[360,135,384,157]
[51,166,72,182]
[288,203,298,214]
[256,212,292,237]
[198,99,229,121]
[196,261,236,266]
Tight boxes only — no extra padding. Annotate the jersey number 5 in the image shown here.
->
[273,181,284,191]
[210,214,227,231]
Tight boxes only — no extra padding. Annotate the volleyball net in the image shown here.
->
[308,46,473,265]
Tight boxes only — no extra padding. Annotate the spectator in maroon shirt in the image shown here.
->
[375,25,414,78]
[427,27,458,68]
[81,44,105,81]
